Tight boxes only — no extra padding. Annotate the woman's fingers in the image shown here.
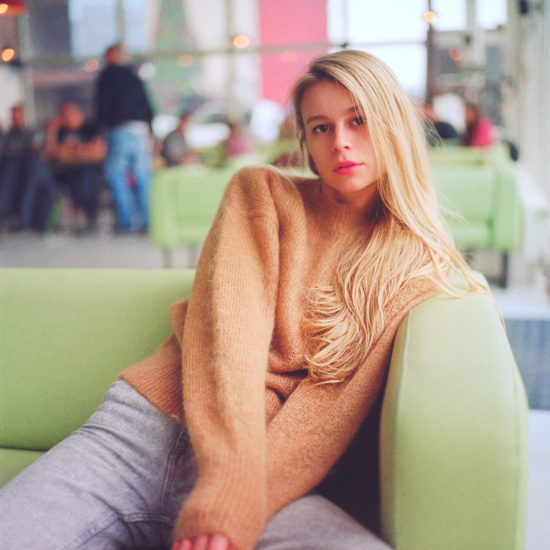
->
[171,539,192,550]
[173,533,233,550]
[207,533,233,550]
[193,534,210,550]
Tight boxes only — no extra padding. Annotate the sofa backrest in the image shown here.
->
[0,268,195,452]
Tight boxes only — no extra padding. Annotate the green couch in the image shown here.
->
[0,268,528,549]
[149,165,231,267]
[149,149,310,268]
[430,145,522,286]
[149,151,281,267]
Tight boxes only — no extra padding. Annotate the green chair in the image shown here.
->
[430,146,522,287]
[149,158,310,267]
[0,268,528,549]
[150,165,232,267]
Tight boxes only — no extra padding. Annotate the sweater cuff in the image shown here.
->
[174,464,267,550]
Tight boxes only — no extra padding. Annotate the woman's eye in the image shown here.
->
[313,124,330,134]
[352,116,365,126]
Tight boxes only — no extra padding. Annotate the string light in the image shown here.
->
[0,1,28,16]
[1,47,15,62]
[232,34,250,49]
[424,10,438,25]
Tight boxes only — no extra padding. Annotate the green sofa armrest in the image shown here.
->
[380,285,528,550]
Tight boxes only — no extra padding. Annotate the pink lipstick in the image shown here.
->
[334,161,362,175]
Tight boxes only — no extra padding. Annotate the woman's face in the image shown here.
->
[301,80,381,209]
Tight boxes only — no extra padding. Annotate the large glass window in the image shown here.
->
[368,44,427,99]
[349,0,427,42]
[69,0,153,58]
[432,0,466,31]
[328,0,428,96]
[477,0,507,29]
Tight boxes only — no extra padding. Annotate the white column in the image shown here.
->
[505,0,550,270]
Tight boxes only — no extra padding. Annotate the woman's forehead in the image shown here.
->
[301,81,359,121]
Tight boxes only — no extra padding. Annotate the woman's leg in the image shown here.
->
[0,380,197,550]
[257,494,392,550]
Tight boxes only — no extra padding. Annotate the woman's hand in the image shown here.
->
[171,533,236,550]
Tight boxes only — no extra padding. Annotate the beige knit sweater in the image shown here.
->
[121,165,438,550]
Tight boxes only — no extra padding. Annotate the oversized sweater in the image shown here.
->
[120,165,438,550]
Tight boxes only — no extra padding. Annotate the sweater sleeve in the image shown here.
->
[264,282,438,519]
[174,167,282,550]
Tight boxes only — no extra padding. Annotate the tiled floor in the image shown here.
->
[1,226,549,548]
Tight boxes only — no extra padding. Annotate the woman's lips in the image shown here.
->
[334,161,362,175]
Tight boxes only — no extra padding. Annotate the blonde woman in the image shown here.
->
[0,50,482,550]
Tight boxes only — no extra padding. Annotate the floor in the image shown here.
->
[1,222,549,549]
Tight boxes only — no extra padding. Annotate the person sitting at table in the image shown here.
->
[45,101,106,233]
[161,112,200,166]
[0,104,59,232]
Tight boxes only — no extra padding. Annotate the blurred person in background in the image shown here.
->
[0,104,59,232]
[45,101,106,233]
[462,102,495,148]
[272,111,301,168]
[161,112,197,166]
[419,103,459,147]
[221,119,253,160]
[95,42,154,233]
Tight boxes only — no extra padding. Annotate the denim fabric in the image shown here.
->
[104,125,151,231]
[0,380,194,549]
[0,380,392,550]
[19,155,60,230]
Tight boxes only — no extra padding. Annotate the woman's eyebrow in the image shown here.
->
[305,114,327,125]
[305,106,360,125]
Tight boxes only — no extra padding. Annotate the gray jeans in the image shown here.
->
[0,380,391,550]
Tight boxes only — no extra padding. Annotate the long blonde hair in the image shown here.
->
[292,50,484,384]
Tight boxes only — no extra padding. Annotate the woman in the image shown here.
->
[462,102,495,148]
[0,50,482,550]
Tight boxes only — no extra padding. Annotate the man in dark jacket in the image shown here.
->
[96,43,154,232]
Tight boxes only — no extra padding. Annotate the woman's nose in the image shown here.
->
[332,127,351,152]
